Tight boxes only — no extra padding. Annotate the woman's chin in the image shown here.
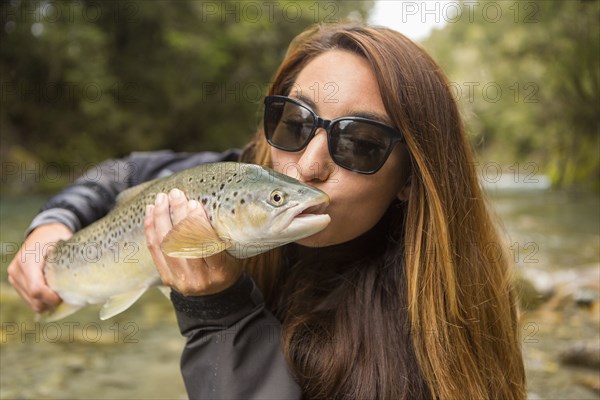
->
[293,226,357,248]
[294,231,336,248]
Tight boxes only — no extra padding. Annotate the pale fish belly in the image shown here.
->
[44,221,160,321]
[46,240,158,305]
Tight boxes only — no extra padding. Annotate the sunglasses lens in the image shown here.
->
[264,97,400,174]
[265,99,315,151]
[329,120,393,173]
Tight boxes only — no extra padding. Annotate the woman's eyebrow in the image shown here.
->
[291,93,318,110]
[291,92,394,127]
[350,111,394,126]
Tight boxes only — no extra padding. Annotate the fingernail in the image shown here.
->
[170,189,181,200]
[155,193,166,205]
[188,200,199,210]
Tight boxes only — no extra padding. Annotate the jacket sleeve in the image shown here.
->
[171,272,302,400]
[25,149,241,236]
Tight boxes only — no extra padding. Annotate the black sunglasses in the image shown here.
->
[264,95,404,174]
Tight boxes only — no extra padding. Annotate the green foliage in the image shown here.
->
[5,0,596,192]
[1,0,373,194]
[423,0,599,191]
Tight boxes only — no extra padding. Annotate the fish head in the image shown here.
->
[213,165,331,255]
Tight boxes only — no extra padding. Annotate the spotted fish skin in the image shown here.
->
[43,162,331,321]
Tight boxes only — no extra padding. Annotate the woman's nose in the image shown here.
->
[296,129,335,183]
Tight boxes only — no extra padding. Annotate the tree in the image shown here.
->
[423,0,599,190]
[0,0,374,194]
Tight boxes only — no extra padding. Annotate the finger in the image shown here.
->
[187,198,213,228]
[188,199,199,212]
[28,279,62,306]
[18,254,62,305]
[153,192,173,242]
[145,204,174,285]
[145,204,197,288]
[7,267,37,310]
[8,257,60,311]
[144,204,158,246]
[6,259,22,291]
[9,274,50,312]
[169,189,189,226]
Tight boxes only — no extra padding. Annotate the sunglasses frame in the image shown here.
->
[264,95,404,174]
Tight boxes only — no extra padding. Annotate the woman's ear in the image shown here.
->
[397,175,411,201]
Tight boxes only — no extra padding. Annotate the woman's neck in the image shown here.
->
[285,214,390,269]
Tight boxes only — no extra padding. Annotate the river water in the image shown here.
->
[1,189,598,399]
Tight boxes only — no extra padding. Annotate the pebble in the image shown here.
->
[575,374,600,395]
[559,341,600,369]
[574,288,600,308]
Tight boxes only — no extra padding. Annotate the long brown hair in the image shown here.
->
[241,24,526,399]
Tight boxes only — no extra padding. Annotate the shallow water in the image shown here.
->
[1,191,598,399]
[489,190,600,399]
[1,196,187,399]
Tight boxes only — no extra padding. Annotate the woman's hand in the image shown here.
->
[144,189,243,296]
[7,223,71,312]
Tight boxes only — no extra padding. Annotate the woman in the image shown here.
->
[8,24,526,399]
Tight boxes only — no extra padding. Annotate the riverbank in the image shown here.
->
[519,266,600,399]
[1,190,599,399]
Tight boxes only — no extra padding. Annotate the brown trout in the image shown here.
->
[43,162,330,321]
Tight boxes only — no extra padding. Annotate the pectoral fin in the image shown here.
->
[42,302,84,322]
[99,287,148,320]
[161,213,231,258]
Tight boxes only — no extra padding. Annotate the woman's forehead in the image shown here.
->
[289,50,389,120]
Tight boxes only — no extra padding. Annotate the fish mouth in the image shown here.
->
[296,201,329,218]
[275,194,331,241]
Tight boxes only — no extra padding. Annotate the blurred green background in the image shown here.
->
[423,0,599,192]
[1,0,598,194]
[1,1,599,399]
[1,0,374,194]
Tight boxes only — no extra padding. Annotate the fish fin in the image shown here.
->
[116,180,155,204]
[161,213,231,258]
[157,286,171,299]
[99,287,148,320]
[42,302,84,322]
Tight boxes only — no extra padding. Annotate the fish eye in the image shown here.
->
[269,190,285,207]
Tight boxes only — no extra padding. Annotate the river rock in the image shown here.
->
[575,374,600,396]
[518,265,600,311]
[559,341,600,369]
[513,273,545,310]
[573,288,600,308]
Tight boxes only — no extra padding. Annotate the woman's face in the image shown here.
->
[270,50,411,247]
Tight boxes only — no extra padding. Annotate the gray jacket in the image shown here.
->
[28,150,302,399]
